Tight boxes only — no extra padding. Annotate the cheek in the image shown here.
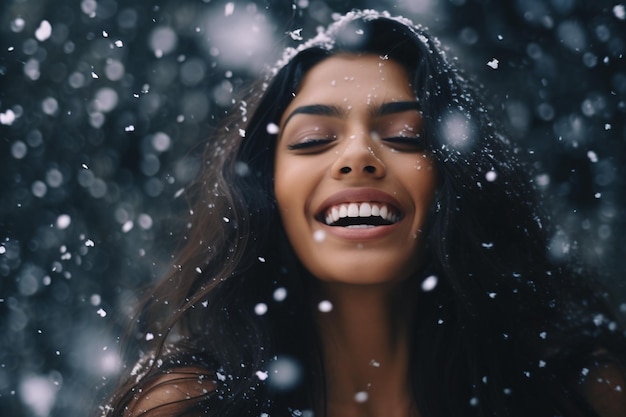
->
[397,154,436,181]
[273,159,307,228]
[274,154,324,211]
[400,158,437,216]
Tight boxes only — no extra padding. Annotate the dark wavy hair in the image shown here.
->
[101,10,625,417]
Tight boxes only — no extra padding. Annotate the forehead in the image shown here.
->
[288,54,414,109]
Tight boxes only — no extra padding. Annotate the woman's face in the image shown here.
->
[274,54,436,286]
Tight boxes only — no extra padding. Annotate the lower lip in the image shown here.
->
[317,220,402,241]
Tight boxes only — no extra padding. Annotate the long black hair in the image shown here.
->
[102,10,625,417]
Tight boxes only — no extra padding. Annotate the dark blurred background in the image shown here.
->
[0,0,624,416]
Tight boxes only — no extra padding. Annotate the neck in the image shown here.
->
[312,280,418,417]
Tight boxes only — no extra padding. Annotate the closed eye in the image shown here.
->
[287,138,335,151]
[382,136,426,151]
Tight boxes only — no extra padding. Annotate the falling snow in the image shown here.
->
[266,122,280,134]
[267,356,302,390]
[318,300,333,313]
[0,109,17,125]
[34,20,52,42]
[354,391,369,403]
[485,170,497,182]
[587,150,598,163]
[313,230,326,242]
[56,214,72,230]
[421,275,438,292]
[0,2,624,416]
[273,287,287,302]
[254,303,268,315]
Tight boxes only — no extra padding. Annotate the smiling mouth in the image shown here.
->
[320,202,402,228]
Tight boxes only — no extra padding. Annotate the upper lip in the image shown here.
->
[315,188,404,224]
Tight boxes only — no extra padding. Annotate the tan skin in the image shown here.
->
[125,55,626,417]
[312,283,417,417]
[274,55,436,417]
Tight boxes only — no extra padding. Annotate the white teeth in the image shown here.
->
[347,203,359,217]
[331,206,339,222]
[359,203,371,217]
[322,202,400,226]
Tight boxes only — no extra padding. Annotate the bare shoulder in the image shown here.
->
[581,362,626,417]
[124,367,216,417]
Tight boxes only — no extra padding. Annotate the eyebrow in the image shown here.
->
[282,104,344,128]
[281,100,420,129]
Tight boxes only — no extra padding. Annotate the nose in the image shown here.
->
[331,133,386,179]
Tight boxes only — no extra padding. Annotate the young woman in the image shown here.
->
[102,10,626,417]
